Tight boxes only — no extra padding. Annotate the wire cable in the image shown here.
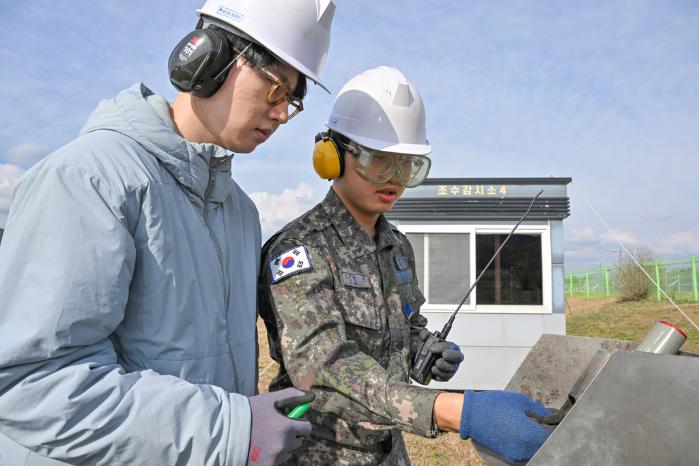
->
[258,360,277,378]
[571,181,699,332]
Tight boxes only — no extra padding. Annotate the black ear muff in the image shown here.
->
[168,28,232,98]
[313,132,344,180]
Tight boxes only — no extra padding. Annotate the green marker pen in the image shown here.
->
[287,402,311,419]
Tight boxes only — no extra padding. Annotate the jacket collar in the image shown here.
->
[321,188,398,257]
[80,83,234,205]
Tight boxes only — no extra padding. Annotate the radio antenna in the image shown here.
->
[439,189,545,337]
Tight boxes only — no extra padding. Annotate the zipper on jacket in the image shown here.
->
[203,157,239,391]
[203,158,228,297]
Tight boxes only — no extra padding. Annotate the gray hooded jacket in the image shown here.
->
[0,84,260,465]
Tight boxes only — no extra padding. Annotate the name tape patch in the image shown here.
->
[270,245,312,283]
[341,271,372,289]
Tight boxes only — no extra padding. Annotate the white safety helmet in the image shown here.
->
[327,66,431,155]
[196,0,335,92]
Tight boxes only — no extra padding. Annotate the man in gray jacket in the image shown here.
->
[0,1,335,465]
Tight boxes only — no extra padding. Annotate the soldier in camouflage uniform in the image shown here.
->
[261,187,442,465]
[258,67,554,465]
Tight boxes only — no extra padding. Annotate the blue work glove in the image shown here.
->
[460,390,552,463]
[429,340,464,381]
[247,388,315,466]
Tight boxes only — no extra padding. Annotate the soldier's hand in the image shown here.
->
[247,388,315,466]
[459,390,552,464]
[416,328,431,341]
[428,340,464,382]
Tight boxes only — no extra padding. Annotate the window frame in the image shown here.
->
[398,223,552,314]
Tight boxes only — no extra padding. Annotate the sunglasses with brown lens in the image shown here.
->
[229,48,302,121]
[254,66,304,119]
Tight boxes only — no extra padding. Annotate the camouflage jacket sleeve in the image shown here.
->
[264,240,439,438]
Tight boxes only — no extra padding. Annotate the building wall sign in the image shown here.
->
[402,182,569,199]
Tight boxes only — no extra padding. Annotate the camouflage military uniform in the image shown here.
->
[258,189,440,466]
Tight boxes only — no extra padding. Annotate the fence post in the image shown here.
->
[692,256,698,302]
[568,272,573,297]
[655,260,661,301]
[605,268,610,297]
[585,269,590,299]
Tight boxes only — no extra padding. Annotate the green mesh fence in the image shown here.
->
[566,256,699,302]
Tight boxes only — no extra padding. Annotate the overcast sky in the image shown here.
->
[1,1,697,268]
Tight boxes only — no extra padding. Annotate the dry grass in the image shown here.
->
[566,297,699,353]
[564,297,616,317]
[404,434,485,466]
[256,297,699,464]
[257,320,278,392]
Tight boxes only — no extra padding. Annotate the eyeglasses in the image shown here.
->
[252,63,304,120]
[232,48,304,120]
[341,142,431,188]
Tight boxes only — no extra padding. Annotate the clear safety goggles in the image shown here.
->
[341,142,432,188]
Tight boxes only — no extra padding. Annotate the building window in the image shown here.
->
[407,233,471,305]
[401,224,551,313]
[429,234,471,305]
[406,233,424,291]
[476,234,543,305]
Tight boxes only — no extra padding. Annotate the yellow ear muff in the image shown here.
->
[313,133,343,180]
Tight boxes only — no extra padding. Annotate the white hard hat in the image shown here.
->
[196,0,335,92]
[327,66,431,155]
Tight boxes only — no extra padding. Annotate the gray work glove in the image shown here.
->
[247,388,315,466]
[428,340,464,382]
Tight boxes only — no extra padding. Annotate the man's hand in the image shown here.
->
[247,388,315,466]
[428,340,464,382]
[459,390,552,463]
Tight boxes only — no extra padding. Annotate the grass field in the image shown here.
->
[257,297,699,465]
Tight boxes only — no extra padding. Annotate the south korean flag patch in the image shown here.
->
[269,245,313,283]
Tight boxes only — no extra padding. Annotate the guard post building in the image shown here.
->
[387,177,572,389]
